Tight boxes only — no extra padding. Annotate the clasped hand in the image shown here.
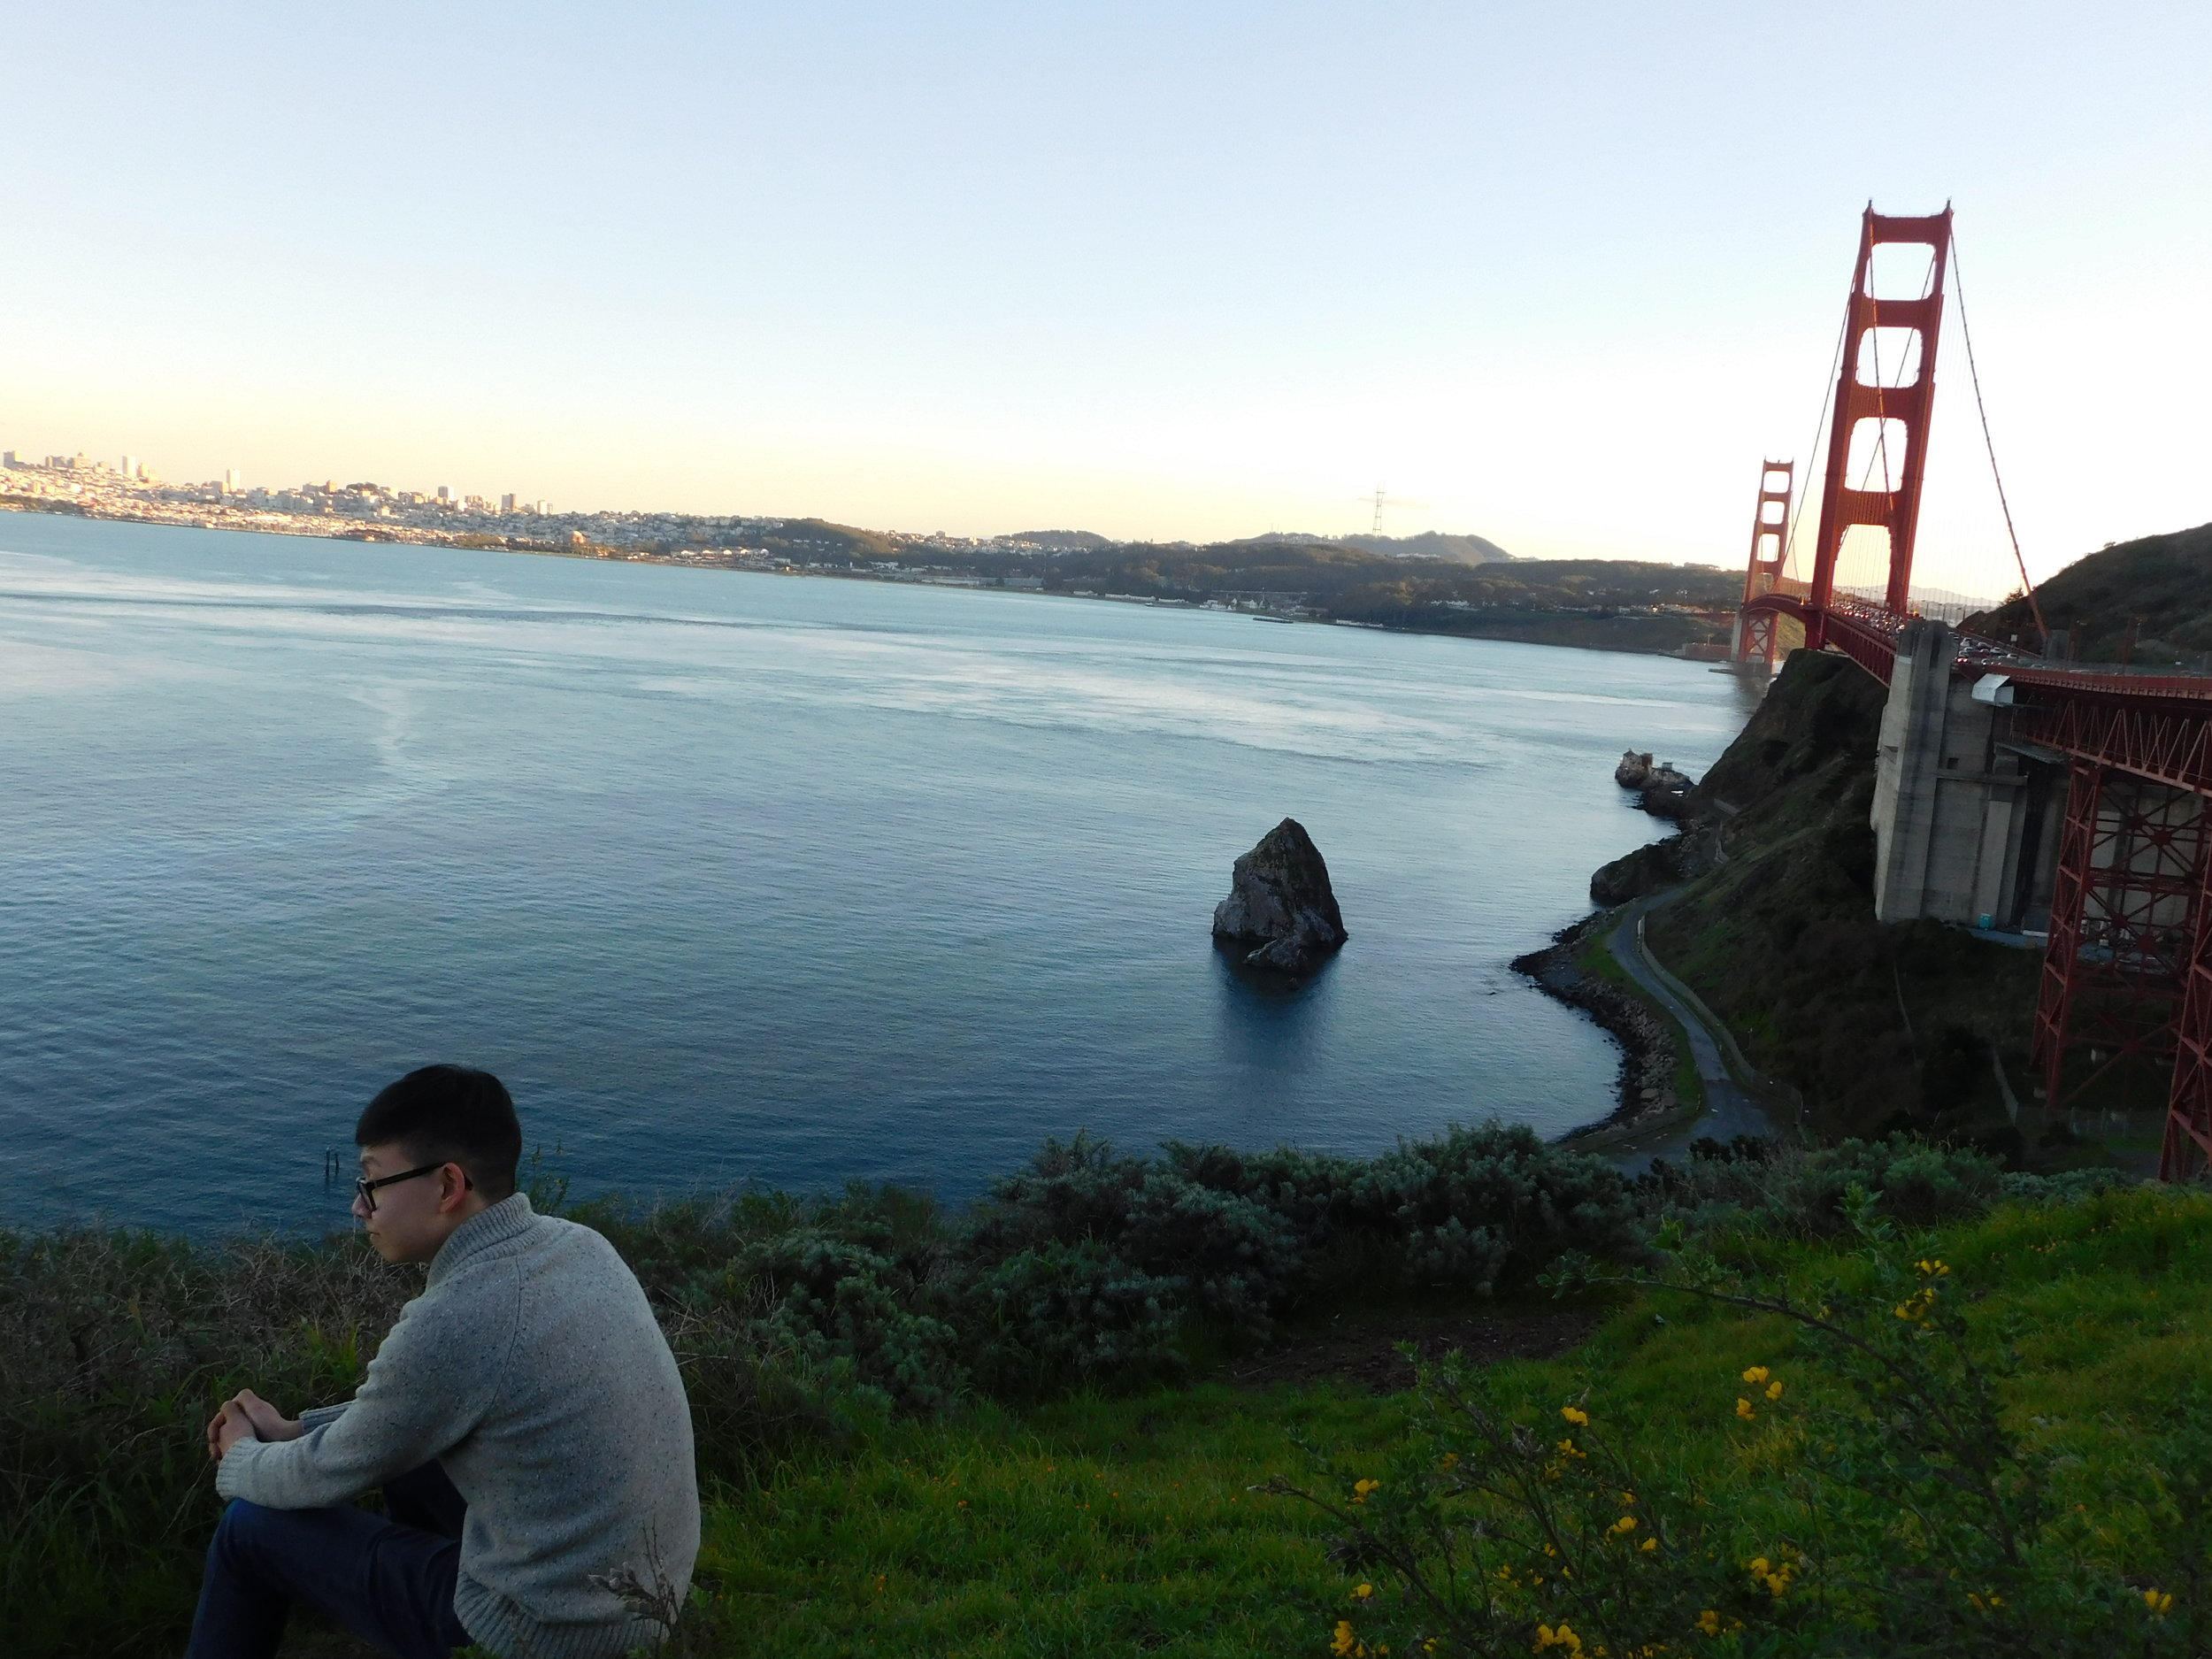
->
[205,1387,305,1463]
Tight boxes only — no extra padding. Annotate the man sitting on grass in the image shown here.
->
[191,1064,699,1659]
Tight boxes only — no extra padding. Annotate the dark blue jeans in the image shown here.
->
[186,1461,473,1659]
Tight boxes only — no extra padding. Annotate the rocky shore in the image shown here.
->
[1510,912,1685,1134]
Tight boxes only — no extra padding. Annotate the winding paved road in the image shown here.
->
[1601,892,1784,1170]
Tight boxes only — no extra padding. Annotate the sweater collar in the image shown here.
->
[427,1192,536,1285]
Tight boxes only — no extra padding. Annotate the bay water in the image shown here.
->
[0,515,1755,1235]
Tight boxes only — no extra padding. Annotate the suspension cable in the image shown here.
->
[1950,234,2049,644]
[1781,292,1851,584]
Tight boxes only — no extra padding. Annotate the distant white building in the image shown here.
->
[122,455,136,480]
[225,468,241,492]
[500,493,518,512]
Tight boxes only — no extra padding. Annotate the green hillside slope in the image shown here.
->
[1968,519,2212,665]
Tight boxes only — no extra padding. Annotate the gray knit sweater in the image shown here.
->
[216,1194,700,1659]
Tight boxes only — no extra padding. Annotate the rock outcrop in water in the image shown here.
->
[1211,818,1348,975]
[1616,749,1695,819]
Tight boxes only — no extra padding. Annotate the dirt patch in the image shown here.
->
[1226,1305,1601,1394]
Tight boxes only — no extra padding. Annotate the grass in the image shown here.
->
[694,1386,1404,1655]
[665,1185,2212,1654]
[11,1180,2212,1656]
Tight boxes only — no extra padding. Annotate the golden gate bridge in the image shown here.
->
[1727,206,2212,1180]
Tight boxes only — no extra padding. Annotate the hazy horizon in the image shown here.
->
[4,2,2207,592]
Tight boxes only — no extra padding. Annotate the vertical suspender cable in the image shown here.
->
[1950,237,2049,645]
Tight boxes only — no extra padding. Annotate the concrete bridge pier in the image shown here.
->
[1870,619,2062,933]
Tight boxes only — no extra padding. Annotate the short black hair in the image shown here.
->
[356,1065,523,1202]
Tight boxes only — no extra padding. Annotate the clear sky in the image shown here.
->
[3,3,2206,589]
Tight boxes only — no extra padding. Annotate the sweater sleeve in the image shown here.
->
[215,1287,494,1509]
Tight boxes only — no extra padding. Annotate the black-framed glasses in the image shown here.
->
[355,1163,472,1213]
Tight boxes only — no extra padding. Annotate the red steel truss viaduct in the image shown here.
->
[1733,207,2212,1179]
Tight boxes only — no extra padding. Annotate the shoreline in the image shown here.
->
[0,496,1729,662]
[1511,910,1691,1143]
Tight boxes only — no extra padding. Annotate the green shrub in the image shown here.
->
[737,1229,961,1416]
[964,1122,1640,1339]
[1636,1133,2014,1235]
[1166,1121,1644,1295]
[964,1133,1304,1337]
[956,1239,1184,1398]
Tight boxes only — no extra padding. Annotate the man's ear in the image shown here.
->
[440,1163,473,1212]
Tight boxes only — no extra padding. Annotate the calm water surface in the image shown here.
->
[0,515,1757,1233]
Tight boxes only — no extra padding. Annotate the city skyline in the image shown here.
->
[2,3,2207,593]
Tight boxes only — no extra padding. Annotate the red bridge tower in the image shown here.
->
[1804,207,1952,646]
[1731,459,1794,666]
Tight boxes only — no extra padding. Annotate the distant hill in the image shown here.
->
[1340,531,1516,565]
[1965,520,2212,665]
[1230,530,1516,566]
[1002,529,1113,549]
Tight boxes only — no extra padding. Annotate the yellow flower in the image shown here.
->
[1562,1405,1590,1426]
[1440,1452,1460,1470]
[1532,1622,1585,1655]
[1740,1366,1769,1385]
[1354,1479,1382,1505]
[1355,1583,1375,1600]
[1917,1258,1949,1277]
[1640,1537,1658,1554]
[1765,1379,1785,1402]
[1746,1556,1795,1598]
[2146,1588,2174,1616]
[1611,1516,1638,1534]
[1735,1398,1755,1420]
[1695,1609,1720,1637]
[1333,1620,1358,1655]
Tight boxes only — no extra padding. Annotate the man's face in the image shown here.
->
[353,1142,475,1263]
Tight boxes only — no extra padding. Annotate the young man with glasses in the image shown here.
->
[188,1064,699,1659]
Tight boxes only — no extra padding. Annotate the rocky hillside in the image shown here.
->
[1623,650,2042,1143]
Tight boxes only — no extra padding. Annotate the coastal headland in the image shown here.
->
[0,453,1742,658]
